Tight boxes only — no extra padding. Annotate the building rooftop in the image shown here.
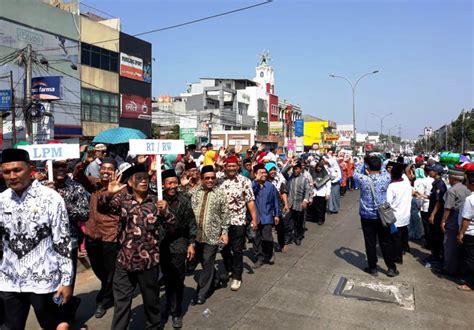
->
[199,78,258,86]
[302,114,325,122]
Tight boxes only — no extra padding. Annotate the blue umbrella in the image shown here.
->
[92,127,147,144]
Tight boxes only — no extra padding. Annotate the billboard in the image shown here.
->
[269,121,283,134]
[121,94,152,119]
[120,52,145,82]
[0,90,12,110]
[295,119,304,137]
[31,76,62,100]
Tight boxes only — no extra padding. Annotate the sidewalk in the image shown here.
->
[27,191,474,329]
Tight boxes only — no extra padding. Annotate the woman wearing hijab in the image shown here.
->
[310,160,332,225]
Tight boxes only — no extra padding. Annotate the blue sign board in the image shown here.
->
[0,90,12,110]
[31,76,62,100]
[295,119,304,137]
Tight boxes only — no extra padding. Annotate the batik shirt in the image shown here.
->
[354,163,391,219]
[217,173,255,226]
[0,180,73,293]
[191,186,230,245]
[44,178,90,249]
[106,193,175,271]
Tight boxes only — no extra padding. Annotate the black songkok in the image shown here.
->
[1,148,30,164]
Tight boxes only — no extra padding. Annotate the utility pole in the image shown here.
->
[461,109,465,153]
[21,44,33,143]
[10,71,16,146]
[208,112,213,144]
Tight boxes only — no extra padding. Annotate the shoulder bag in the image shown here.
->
[367,178,396,227]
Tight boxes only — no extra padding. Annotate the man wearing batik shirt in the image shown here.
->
[74,157,123,319]
[0,149,73,330]
[46,160,90,322]
[103,164,175,330]
[190,165,230,304]
[161,169,197,329]
[217,156,257,292]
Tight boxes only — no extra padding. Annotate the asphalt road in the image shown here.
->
[27,191,474,329]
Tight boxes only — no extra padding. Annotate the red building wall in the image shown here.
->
[269,94,279,122]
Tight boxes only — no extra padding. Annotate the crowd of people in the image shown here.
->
[0,142,473,330]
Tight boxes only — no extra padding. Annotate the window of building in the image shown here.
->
[81,42,119,72]
[82,88,119,123]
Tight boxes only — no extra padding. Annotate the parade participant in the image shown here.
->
[282,160,311,246]
[46,160,90,322]
[74,157,123,319]
[347,155,355,191]
[103,164,175,330]
[161,169,197,329]
[338,155,348,197]
[414,165,434,248]
[86,144,107,178]
[252,164,280,268]
[0,148,73,329]
[196,145,207,169]
[203,143,219,167]
[387,162,413,264]
[457,170,474,291]
[438,168,470,275]
[241,158,253,179]
[325,151,342,214]
[181,161,200,190]
[310,160,332,225]
[354,155,398,277]
[426,163,448,264]
[266,162,290,252]
[190,165,229,304]
[217,155,257,291]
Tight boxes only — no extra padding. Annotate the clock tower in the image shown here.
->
[255,50,275,94]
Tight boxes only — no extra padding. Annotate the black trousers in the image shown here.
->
[85,237,120,309]
[276,211,293,246]
[221,225,245,281]
[461,235,474,287]
[430,213,444,260]
[161,251,186,317]
[312,196,327,224]
[112,265,160,330]
[0,291,64,330]
[421,211,431,246]
[290,209,305,241]
[393,225,409,261]
[361,218,396,270]
[253,224,274,262]
[195,243,218,300]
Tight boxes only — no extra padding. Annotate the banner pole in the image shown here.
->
[156,155,162,200]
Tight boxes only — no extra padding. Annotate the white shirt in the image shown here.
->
[387,180,413,227]
[267,151,277,163]
[414,177,434,212]
[314,180,332,197]
[460,193,474,236]
[327,157,341,183]
[0,180,73,293]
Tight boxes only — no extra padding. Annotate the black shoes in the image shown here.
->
[252,260,264,269]
[268,255,275,265]
[363,267,378,276]
[387,268,399,277]
[191,295,206,305]
[94,304,107,319]
[172,316,183,328]
[295,239,302,246]
[317,221,324,225]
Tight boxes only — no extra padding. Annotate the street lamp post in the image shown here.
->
[371,112,393,148]
[330,70,379,151]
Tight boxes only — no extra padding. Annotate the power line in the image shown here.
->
[32,0,273,53]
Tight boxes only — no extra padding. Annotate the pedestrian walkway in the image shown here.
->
[27,191,474,329]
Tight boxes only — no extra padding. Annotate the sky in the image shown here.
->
[84,0,473,139]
